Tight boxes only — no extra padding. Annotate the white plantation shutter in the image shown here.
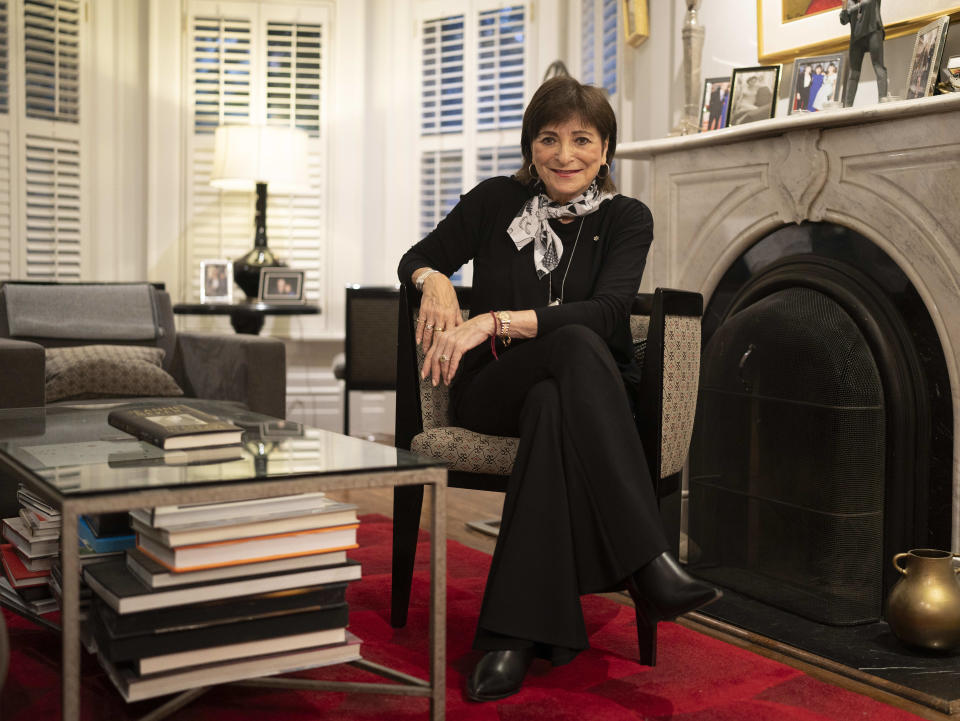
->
[476,6,524,130]
[0,1,8,115]
[476,144,521,183]
[419,149,462,240]
[580,0,595,85]
[421,14,464,136]
[601,0,617,95]
[192,15,252,134]
[581,0,617,97]
[23,131,80,279]
[418,1,528,249]
[23,0,79,122]
[0,129,11,277]
[185,3,327,315]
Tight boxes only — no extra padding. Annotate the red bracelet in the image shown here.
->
[489,310,499,360]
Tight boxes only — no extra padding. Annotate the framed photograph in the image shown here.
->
[621,0,649,47]
[258,268,305,304]
[727,66,781,127]
[698,76,732,131]
[905,16,951,99]
[200,260,232,304]
[758,0,960,65]
[788,53,845,113]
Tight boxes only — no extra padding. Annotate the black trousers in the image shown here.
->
[453,325,669,653]
[845,31,887,105]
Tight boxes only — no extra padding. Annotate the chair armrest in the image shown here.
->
[175,333,286,419]
[0,338,45,408]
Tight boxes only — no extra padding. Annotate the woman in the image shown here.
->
[398,76,720,702]
[812,63,837,110]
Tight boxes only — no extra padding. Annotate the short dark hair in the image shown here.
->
[515,76,617,193]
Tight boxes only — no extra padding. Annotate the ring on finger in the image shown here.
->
[425,323,434,330]
[417,318,425,325]
[439,355,450,362]
[436,326,445,332]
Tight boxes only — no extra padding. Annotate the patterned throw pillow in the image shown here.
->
[45,345,184,403]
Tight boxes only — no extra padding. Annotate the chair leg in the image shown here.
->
[342,389,350,436]
[636,606,658,666]
[391,484,425,628]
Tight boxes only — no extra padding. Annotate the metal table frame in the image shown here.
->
[3,458,446,721]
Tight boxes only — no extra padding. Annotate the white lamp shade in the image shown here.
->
[210,125,312,193]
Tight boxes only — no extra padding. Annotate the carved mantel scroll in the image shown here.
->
[617,94,960,545]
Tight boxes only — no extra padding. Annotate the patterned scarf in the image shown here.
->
[507,180,614,279]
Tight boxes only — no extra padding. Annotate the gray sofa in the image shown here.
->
[0,282,286,418]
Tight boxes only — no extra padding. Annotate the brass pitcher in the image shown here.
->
[886,549,960,652]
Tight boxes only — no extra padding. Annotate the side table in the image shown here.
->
[174,301,320,334]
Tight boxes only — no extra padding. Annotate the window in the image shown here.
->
[184,2,328,317]
[580,0,618,97]
[0,0,85,282]
[417,1,530,258]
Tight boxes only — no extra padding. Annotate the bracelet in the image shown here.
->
[414,269,441,292]
[489,310,499,360]
[497,311,512,347]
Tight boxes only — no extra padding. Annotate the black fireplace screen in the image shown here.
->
[688,287,885,625]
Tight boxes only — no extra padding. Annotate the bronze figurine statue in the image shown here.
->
[840,0,888,106]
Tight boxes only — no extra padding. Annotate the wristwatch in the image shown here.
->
[497,311,512,347]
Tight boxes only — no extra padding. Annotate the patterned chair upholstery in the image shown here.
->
[391,284,705,636]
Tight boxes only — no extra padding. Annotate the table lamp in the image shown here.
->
[210,125,311,299]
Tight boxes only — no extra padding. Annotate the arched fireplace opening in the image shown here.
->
[687,221,953,627]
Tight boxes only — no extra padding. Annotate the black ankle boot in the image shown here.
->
[465,648,535,702]
[627,552,721,622]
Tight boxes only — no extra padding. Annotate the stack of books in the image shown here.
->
[83,492,364,702]
[0,487,62,613]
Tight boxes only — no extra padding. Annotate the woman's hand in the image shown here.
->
[416,272,463,352]
[422,314,495,386]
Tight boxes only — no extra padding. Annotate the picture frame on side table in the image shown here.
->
[788,53,845,113]
[757,0,960,65]
[727,66,781,126]
[698,76,731,131]
[258,268,305,304]
[905,16,951,99]
[200,260,233,304]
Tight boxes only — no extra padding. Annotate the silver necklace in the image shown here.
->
[548,216,585,306]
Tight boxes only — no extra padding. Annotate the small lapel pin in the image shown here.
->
[593,235,599,242]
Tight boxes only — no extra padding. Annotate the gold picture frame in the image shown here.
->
[757,0,960,65]
[622,0,649,47]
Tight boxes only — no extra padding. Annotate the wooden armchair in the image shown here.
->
[391,283,704,664]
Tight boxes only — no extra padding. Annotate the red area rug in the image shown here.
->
[2,514,928,720]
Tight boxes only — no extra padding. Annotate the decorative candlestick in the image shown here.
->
[671,0,705,136]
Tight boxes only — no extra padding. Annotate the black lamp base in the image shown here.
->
[234,245,284,299]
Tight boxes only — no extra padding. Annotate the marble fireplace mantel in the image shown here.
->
[618,93,960,546]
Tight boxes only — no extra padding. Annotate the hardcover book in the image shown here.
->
[125,546,349,589]
[98,634,362,702]
[83,557,361,614]
[138,492,329,527]
[2,517,59,557]
[107,404,244,450]
[94,581,350,637]
[130,503,358,547]
[78,515,135,555]
[1,543,50,587]
[135,523,359,572]
[88,602,349,664]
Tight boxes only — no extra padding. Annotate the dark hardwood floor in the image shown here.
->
[333,484,952,720]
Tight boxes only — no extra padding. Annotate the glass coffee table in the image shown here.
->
[0,400,446,721]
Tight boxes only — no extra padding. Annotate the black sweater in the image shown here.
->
[397,175,654,407]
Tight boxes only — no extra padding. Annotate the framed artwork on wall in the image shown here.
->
[727,66,781,126]
[757,0,960,64]
[788,53,845,113]
[258,268,305,304]
[200,260,233,304]
[905,16,951,98]
[698,76,732,131]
